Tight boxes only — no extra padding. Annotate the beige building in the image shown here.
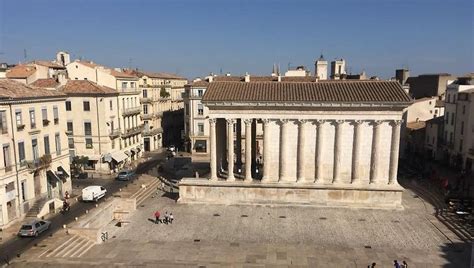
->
[6,57,68,85]
[0,80,72,228]
[179,80,412,208]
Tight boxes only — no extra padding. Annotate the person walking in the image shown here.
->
[164,211,169,224]
[393,260,400,268]
[401,261,408,268]
[169,213,174,224]
[368,262,376,268]
[154,210,161,224]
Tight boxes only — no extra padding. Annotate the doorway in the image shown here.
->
[144,138,150,152]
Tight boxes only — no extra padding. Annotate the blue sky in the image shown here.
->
[0,0,472,79]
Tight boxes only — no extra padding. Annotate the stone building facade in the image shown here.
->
[179,80,412,208]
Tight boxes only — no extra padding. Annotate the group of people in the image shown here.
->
[368,260,408,268]
[154,210,174,224]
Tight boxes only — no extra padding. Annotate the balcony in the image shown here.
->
[185,92,203,99]
[121,125,144,138]
[65,130,73,135]
[141,113,154,120]
[17,124,25,131]
[140,97,153,103]
[26,154,52,171]
[118,87,139,93]
[109,128,121,138]
[142,127,163,137]
[42,119,50,126]
[122,107,141,116]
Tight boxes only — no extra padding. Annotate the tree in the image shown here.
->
[160,87,170,98]
[71,156,89,174]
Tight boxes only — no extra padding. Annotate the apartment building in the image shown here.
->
[6,55,69,85]
[444,76,474,171]
[0,80,71,228]
[184,80,210,154]
[66,60,143,162]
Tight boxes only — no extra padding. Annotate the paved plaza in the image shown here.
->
[9,183,472,268]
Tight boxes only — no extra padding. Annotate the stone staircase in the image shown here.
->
[25,196,49,218]
[130,175,161,206]
[38,234,95,259]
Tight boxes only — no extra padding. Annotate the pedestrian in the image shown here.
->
[64,191,70,200]
[169,213,174,224]
[402,261,408,268]
[393,260,400,268]
[164,211,169,224]
[367,262,376,268]
[154,210,161,224]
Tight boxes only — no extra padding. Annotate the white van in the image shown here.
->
[82,185,107,202]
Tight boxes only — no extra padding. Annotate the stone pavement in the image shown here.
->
[8,186,472,268]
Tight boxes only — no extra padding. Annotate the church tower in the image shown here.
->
[314,54,328,80]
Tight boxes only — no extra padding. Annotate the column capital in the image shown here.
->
[243,119,253,125]
[208,118,217,125]
[333,120,345,126]
[226,118,236,125]
[279,119,290,124]
[390,120,403,127]
[371,120,384,127]
[315,119,326,126]
[297,119,308,125]
[351,120,364,126]
[262,118,272,125]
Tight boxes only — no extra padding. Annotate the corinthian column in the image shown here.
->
[389,120,402,184]
[209,118,217,181]
[333,120,344,184]
[315,120,325,183]
[244,119,253,182]
[279,119,290,181]
[370,120,383,184]
[262,119,271,182]
[226,118,236,181]
[297,120,307,182]
[351,120,363,184]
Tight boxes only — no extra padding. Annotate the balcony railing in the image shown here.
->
[122,107,141,116]
[109,128,121,138]
[184,93,203,99]
[118,87,139,93]
[141,113,154,120]
[121,125,144,138]
[140,97,153,103]
[26,154,52,170]
[142,127,163,136]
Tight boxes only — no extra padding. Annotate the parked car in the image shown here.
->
[116,170,136,181]
[18,220,51,237]
[82,185,107,202]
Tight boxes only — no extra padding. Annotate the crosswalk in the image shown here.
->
[38,234,95,259]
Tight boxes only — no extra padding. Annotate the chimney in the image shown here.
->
[277,75,281,82]
[244,72,250,82]
[208,76,213,83]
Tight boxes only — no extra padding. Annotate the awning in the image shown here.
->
[47,170,60,187]
[124,151,131,156]
[131,148,138,154]
[83,155,100,161]
[57,166,70,178]
[110,151,128,163]
[103,153,112,163]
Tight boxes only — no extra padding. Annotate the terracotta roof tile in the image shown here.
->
[407,121,426,130]
[130,70,186,80]
[32,60,65,69]
[6,65,36,78]
[187,81,209,87]
[30,78,59,88]
[202,81,412,103]
[0,79,65,100]
[60,80,118,95]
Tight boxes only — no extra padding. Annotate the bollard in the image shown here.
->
[75,217,78,221]
[62,224,66,229]
[86,209,89,214]
[95,204,98,208]
[75,197,78,201]
[119,188,122,192]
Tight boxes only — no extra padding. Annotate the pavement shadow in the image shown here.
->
[440,241,472,267]
[161,192,179,201]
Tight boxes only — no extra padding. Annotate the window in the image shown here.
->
[109,100,113,111]
[18,141,25,165]
[84,122,92,136]
[462,105,466,115]
[55,133,61,155]
[83,101,90,111]
[198,123,204,135]
[143,89,148,98]
[459,139,463,152]
[197,104,203,115]
[447,94,451,103]
[65,101,71,111]
[122,82,127,89]
[198,89,204,97]
[29,109,36,129]
[53,106,59,124]
[449,132,453,143]
[426,135,430,143]
[85,138,93,149]
[143,104,148,114]
[130,82,135,88]
[451,113,455,126]
[44,135,50,155]
[2,145,11,171]
[111,139,115,149]
[67,121,73,134]
[461,121,464,135]
[445,112,449,124]
[0,111,7,134]
[444,130,447,141]
[68,137,74,149]
[185,104,189,116]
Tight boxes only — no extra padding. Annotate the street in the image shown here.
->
[0,150,166,265]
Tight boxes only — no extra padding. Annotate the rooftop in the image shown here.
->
[31,60,65,69]
[202,80,412,104]
[0,79,65,100]
[6,65,36,79]
[30,78,60,88]
[129,70,186,80]
[60,80,118,95]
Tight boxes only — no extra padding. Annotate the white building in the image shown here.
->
[314,54,328,80]
[330,59,346,79]
[0,80,72,228]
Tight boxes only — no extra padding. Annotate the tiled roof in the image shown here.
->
[109,69,137,79]
[407,121,426,130]
[60,80,118,95]
[132,70,186,80]
[6,65,36,78]
[30,78,59,88]
[75,60,137,79]
[32,60,65,69]
[187,81,209,87]
[202,81,412,103]
[0,79,65,100]
[76,60,100,68]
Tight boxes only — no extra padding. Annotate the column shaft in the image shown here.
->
[209,118,217,180]
[389,121,402,184]
[370,121,383,184]
[262,119,271,182]
[351,121,363,183]
[315,120,325,182]
[279,120,290,181]
[227,119,235,181]
[236,119,242,170]
[244,119,253,182]
[297,120,307,182]
[333,121,344,183]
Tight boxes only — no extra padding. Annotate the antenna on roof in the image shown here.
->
[23,49,27,62]
[220,68,222,75]
[287,62,291,71]
[128,58,133,70]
